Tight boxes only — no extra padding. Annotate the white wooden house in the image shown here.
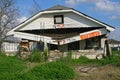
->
[109,39,120,51]
[2,42,19,53]
[7,5,115,58]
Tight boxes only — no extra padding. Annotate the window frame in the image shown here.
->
[54,15,64,24]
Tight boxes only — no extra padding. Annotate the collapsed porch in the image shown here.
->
[18,27,107,50]
[16,27,110,59]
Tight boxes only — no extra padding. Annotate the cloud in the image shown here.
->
[109,15,119,20]
[65,0,75,7]
[65,0,120,19]
[95,0,120,12]
[66,0,120,11]
[65,0,89,7]
[17,16,27,23]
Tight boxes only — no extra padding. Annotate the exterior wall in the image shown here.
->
[19,12,102,31]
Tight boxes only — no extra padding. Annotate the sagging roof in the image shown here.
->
[7,5,115,36]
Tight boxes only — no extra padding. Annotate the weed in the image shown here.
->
[44,48,49,61]
[28,50,43,62]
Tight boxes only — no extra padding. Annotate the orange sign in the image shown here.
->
[80,31,101,40]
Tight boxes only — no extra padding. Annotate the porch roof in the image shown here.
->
[18,27,103,40]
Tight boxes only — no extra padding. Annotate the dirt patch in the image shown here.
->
[74,65,120,80]
[75,66,99,76]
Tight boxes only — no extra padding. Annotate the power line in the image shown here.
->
[32,0,42,10]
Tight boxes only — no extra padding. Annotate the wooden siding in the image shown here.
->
[19,12,102,31]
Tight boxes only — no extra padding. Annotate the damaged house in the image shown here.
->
[7,5,115,59]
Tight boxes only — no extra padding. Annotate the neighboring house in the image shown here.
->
[7,5,115,57]
[109,39,120,51]
[2,41,19,53]
[2,37,20,54]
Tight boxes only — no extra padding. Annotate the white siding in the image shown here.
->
[2,42,19,52]
[20,14,54,30]
[64,13,101,28]
[19,12,102,31]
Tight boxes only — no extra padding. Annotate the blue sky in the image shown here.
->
[16,0,120,40]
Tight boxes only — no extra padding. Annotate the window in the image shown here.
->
[54,15,64,24]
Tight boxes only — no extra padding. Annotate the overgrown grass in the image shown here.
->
[0,51,119,80]
[23,61,75,80]
[28,50,43,62]
[0,53,75,80]
[59,51,120,66]
[44,48,49,61]
[0,53,25,80]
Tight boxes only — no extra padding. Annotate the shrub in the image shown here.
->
[26,61,75,80]
[29,50,43,62]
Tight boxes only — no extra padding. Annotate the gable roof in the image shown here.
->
[109,39,120,44]
[46,5,71,11]
[7,5,115,36]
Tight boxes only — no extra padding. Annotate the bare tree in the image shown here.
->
[0,0,18,51]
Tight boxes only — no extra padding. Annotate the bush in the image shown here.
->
[25,61,75,80]
[29,50,43,62]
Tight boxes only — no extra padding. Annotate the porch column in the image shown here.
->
[101,38,106,49]
[101,37,107,56]
[44,41,48,51]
